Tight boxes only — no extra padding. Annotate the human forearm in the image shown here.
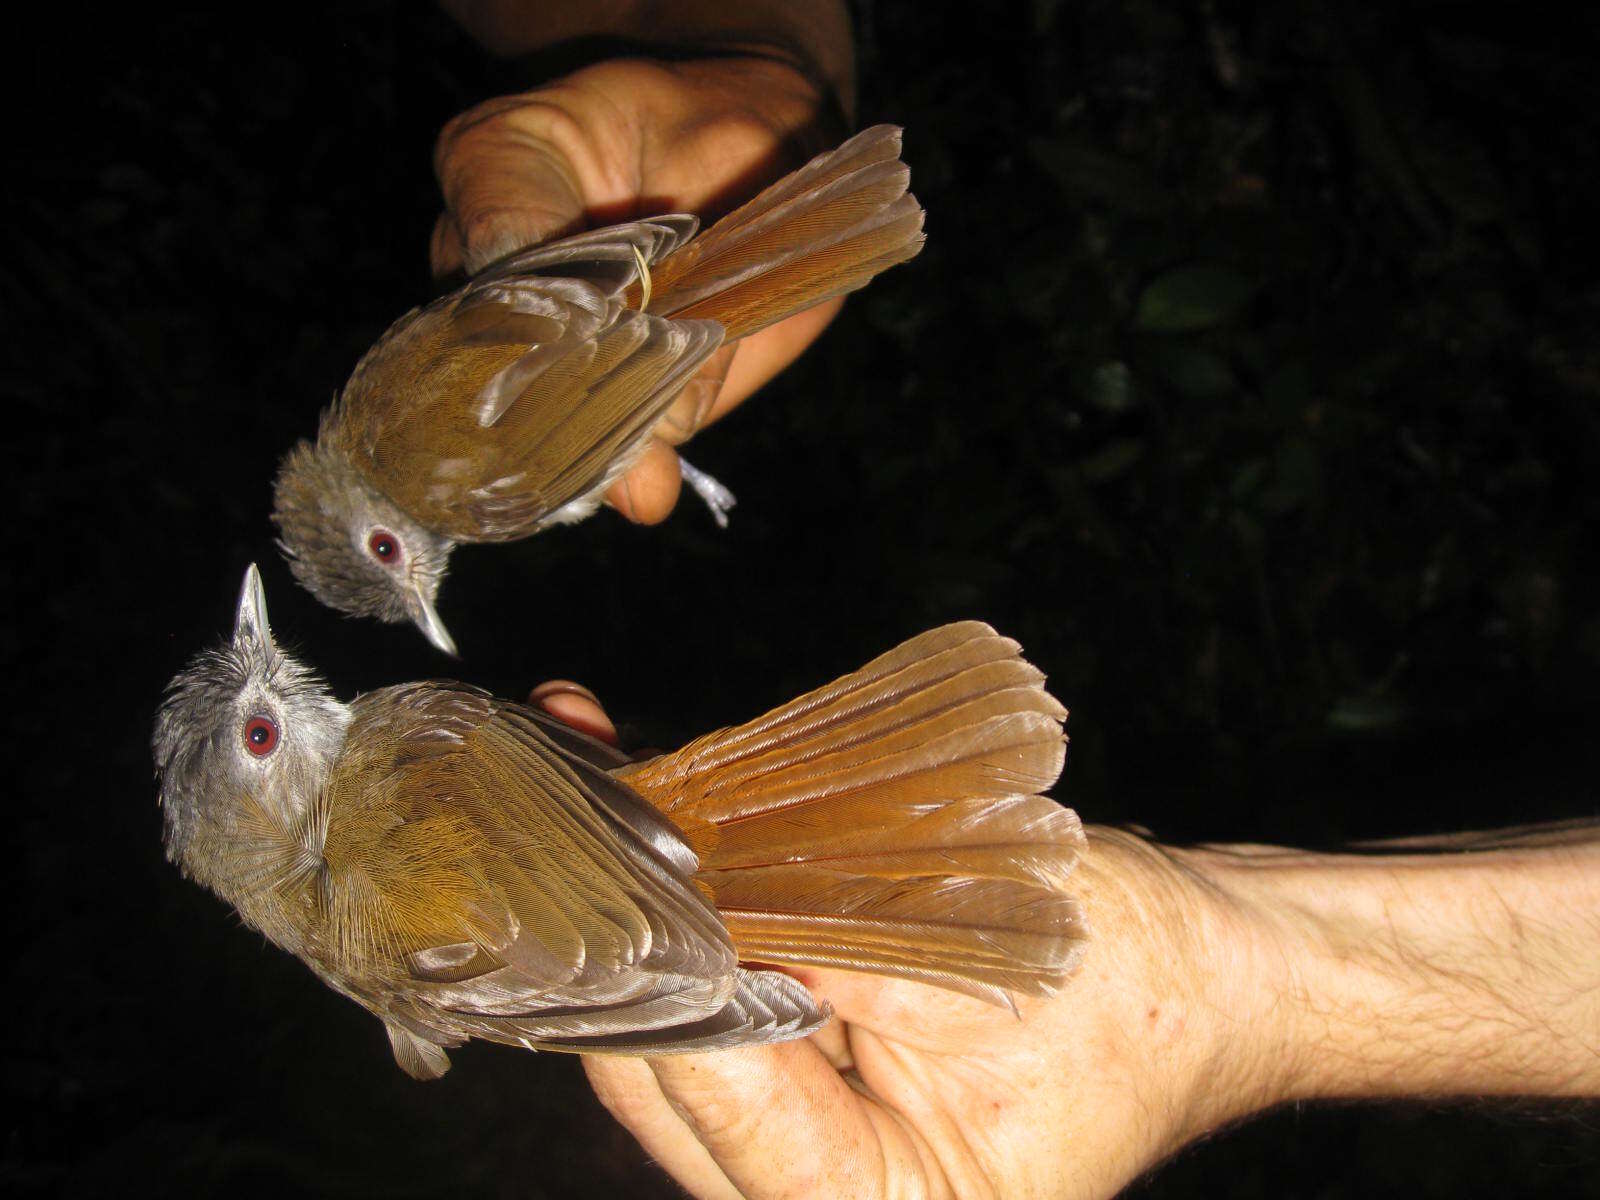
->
[1187,822,1600,1105]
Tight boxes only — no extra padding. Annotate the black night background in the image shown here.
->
[6,2,1599,1195]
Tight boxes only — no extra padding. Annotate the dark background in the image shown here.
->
[7,1,1600,1195]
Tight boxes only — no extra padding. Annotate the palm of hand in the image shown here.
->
[583,830,1248,1200]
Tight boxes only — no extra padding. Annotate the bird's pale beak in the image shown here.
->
[234,563,274,649]
[410,585,458,657]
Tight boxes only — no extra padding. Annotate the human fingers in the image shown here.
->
[714,300,844,418]
[430,93,597,276]
[641,1041,935,1200]
[603,438,684,526]
[649,300,843,447]
[606,298,843,525]
[429,59,815,277]
[528,680,618,745]
[582,1056,746,1200]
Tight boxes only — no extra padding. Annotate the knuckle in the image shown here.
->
[689,108,784,158]
[454,208,533,265]
[433,95,524,170]
[582,1059,659,1122]
[667,1063,780,1145]
[434,93,587,184]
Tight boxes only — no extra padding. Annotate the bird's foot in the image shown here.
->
[678,457,736,529]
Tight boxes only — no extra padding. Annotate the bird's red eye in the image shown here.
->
[368,530,401,564]
[244,716,279,756]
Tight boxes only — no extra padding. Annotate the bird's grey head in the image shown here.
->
[272,434,458,655]
[152,565,351,883]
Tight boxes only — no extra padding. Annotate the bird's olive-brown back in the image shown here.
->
[325,124,924,545]
[312,682,736,999]
[328,282,722,542]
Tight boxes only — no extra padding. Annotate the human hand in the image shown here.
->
[534,681,1600,1198]
[578,827,1284,1200]
[432,55,844,525]
[527,682,1288,1197]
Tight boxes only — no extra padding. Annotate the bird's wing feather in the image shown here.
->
[320,684,740,1049]
[473,214,700,291]
[329,220,724,542]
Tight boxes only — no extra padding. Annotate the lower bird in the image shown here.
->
[153,566,1087,1079]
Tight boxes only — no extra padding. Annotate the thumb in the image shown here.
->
[617,1042,920,1199]
[432,96,589,276]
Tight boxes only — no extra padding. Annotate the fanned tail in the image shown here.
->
[622,623,1087,1004]
[637,125,926,342]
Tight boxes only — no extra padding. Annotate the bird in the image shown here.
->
[272,124,926,654]
[152,565,1087,1080]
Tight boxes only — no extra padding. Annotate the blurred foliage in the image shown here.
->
[846,0,1600,827]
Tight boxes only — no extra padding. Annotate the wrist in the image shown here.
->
[1074,831,1299,1151]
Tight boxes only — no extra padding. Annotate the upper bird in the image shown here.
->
[152,565,1086,1079]
[272,125,925,653]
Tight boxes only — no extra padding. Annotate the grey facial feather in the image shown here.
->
[152,597,350,877]
[272,436,454,627]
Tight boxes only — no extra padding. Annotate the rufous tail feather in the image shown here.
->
[620,622,1087,1004]
[630,124,926,343]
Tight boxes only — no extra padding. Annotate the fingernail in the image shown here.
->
[528,680,600,707]
[532,683,620,747]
